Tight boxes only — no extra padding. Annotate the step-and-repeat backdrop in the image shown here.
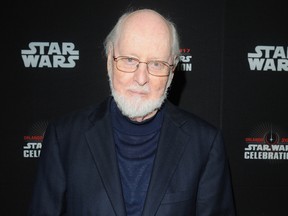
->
[223,1,288,215]
[3,0,287,215]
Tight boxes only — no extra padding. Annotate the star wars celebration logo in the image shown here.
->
[247,45,288,71]
[176,48,192,72]
[244,123,288,160]
[21,42,79,68]
[23,120,49,158]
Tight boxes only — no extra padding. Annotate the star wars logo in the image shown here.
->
[23,136,43,158]
[244,123,288,160]
[177,48,192,72]
[247,46,288,71]
[21,42,79,68]
[23,120,48,158]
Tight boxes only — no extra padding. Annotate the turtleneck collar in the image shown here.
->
[110,98,165,136]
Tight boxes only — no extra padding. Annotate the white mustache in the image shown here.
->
[127,85,150,93]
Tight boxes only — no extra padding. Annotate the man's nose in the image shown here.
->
[133,63,149,86]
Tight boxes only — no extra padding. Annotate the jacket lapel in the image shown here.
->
[142,102,190,216]
[85,99,126,216]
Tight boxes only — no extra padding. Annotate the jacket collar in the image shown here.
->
[142,101,190,216]
[86,97,126,215]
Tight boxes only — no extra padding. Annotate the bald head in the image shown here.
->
[118,10,172,61]
[104,9,180,63]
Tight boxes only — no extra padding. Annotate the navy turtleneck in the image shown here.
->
[110,99,164,216]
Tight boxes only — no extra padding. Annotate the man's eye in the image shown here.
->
[124,58,137,64]
[150,61,163,69]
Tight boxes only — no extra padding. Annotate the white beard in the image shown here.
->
[108,72,173,119]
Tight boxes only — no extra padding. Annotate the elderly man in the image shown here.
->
[28,9,235,216]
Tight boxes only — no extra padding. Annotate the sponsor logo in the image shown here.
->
[21,42,79,68]
[248,45,288,71]
[23,120,48,158]
[244,123,288,160]
[177,48,192,72]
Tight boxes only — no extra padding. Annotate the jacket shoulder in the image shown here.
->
[49,97,111,129]
[165,101,219,136]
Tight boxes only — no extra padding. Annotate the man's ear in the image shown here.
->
[172,55,180,72]
[106,47,113,75]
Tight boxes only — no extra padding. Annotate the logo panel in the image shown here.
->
[21,42,79,68]
[244,122,288,160]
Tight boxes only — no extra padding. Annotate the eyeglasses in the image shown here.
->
[113,56,174,77]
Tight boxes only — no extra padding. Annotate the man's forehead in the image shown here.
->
[115,34,171,58]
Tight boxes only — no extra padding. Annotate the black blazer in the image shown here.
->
[28,97,235,216]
